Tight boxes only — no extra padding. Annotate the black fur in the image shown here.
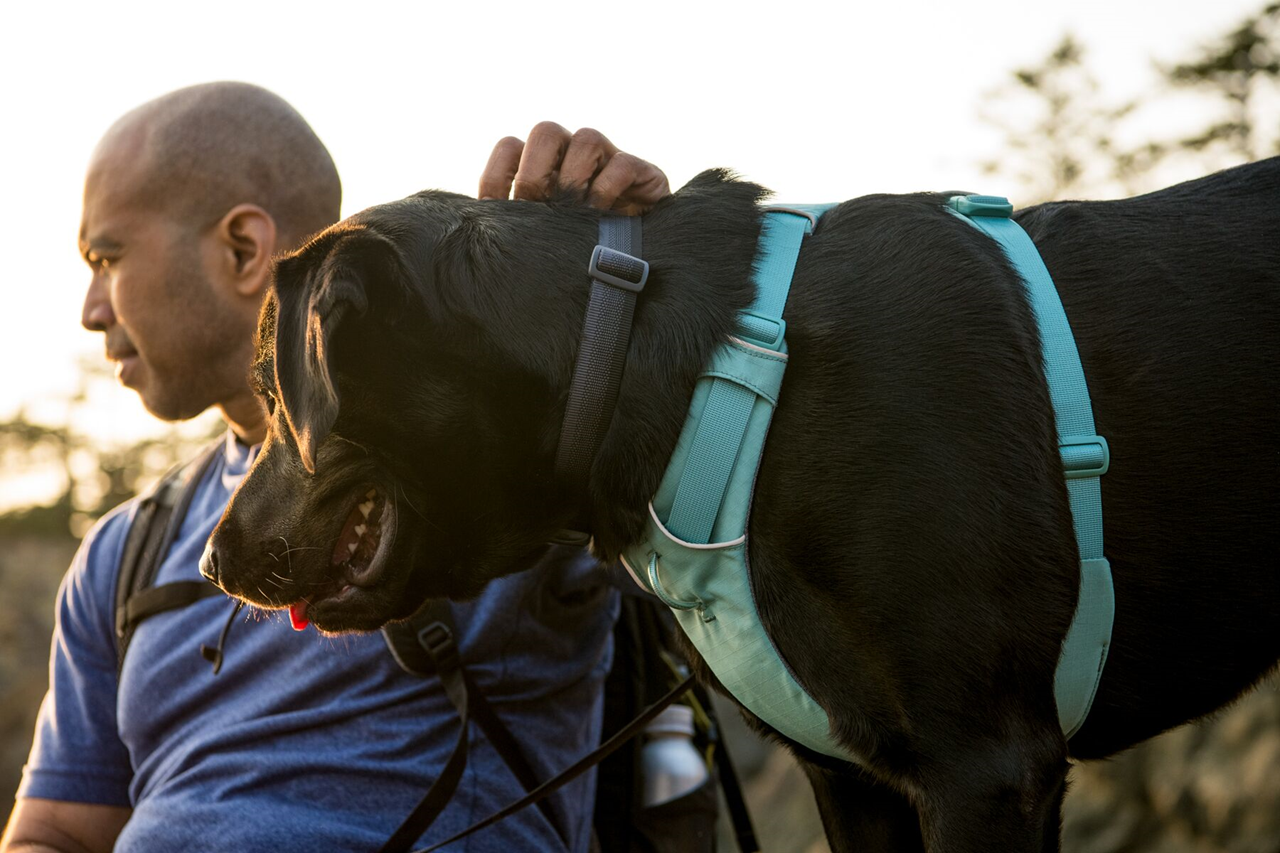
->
[208,161,1280,852]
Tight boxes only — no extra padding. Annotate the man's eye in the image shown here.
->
[86,252,112,271]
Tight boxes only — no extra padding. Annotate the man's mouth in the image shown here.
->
[288,488,393,631]
[108,350,140,385]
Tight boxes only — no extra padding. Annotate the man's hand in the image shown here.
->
[479,122,671,216]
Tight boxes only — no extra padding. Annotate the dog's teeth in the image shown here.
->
[354,524,366,537]
[347,542,358,555]
[359,501,373,517]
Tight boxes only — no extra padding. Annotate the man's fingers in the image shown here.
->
[480,122,671,214]
[557,127,618,195]
[587,152,672,216]
[478,137,524,200]
[512,121,572,201]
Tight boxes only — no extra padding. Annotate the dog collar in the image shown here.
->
[551,215,649,544]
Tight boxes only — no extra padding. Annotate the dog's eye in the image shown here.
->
[262,392,277,416]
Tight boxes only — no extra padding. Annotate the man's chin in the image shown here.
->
[133,378,213,422]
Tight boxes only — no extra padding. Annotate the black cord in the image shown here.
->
[199,599,244,675]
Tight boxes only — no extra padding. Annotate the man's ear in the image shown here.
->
[216,204,277,297]
[272,259,368,473]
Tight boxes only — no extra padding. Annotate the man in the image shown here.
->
[3,82,670,852]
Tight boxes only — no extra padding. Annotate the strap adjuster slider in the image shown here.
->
[417,621,459,669]
[589,245,649,293]
[1060,434,1109,479]
[948,194,1014,218]
[736,311,787,350]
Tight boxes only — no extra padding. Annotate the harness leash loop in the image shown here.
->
[946,194,1115,739]
[646,553,702,612]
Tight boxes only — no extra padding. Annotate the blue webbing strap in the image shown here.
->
[947,195,1114,739]
[665,205,831,545]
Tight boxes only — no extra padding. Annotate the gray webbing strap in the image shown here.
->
[553,215,648,534]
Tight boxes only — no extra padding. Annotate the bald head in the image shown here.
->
[94,81,341,250]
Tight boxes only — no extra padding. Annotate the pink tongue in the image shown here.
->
[289,602,310,631]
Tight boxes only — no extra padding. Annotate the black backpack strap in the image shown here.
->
[123,582,224,628]
[711,710,758,853]
[114,440,225,674]
[409,674,695,853]
[385,592,758,853]
[381,601,568,851]
[596,595,759,853]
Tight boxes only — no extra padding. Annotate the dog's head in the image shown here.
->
[204,191,598,632]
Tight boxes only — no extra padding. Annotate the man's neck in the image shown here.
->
[219,388,267,446]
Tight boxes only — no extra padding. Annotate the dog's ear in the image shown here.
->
[271,246,371,473]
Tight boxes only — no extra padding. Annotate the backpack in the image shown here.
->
[113,443,757,853]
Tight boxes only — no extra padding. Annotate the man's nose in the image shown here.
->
[81,272,115,332]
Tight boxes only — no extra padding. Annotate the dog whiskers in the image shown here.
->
[396,483,444,533]
[278,545,323,556]
[278,537,294,574]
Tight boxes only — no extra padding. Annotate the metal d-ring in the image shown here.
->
[646,553,702,611]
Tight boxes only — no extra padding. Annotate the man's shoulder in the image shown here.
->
[70,498,140,594]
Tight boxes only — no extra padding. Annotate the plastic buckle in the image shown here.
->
[736,311,786,350]
[1060,435,1110,479]
[417,621,459,669]
[948,195,1014,219]
[762,204,820,234]
[589,245,649,292]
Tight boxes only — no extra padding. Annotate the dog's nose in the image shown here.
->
[199,539,221,585]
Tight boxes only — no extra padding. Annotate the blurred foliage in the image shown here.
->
[0,392,222,540]
[978,34,1136,202]
[0,414,77,540]
[982,3,1280,203]
[1161,1,1280,160]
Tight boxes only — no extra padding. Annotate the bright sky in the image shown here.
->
[0,0,1262,454]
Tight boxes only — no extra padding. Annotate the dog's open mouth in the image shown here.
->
[288,488,394,631]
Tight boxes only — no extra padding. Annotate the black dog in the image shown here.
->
[205,159,1279,851]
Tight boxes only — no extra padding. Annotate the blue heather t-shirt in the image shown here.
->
[20,433,619,851]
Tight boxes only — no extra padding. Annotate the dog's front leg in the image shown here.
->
[800,758,924,853]
[910,722,1068,853]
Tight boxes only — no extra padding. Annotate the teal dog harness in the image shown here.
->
[619,197,1114,758]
